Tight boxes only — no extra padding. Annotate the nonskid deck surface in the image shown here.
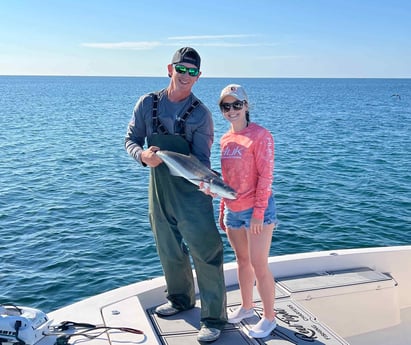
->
[103,266,403,344]
[147,294,349,344]
[147,267,393,344]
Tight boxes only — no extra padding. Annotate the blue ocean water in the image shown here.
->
[1,76,410,313]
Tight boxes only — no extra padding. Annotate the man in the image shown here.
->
[125,47,227,342]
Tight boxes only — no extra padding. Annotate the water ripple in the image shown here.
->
[1,77,410,312]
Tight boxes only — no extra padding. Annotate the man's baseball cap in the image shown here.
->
[171,47,201,69]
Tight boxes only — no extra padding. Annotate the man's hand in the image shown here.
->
[141,146,162,167]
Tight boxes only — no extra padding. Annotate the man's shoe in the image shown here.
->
[197,325,221,342]
[227,306,254,323]
[248,317,277,338]
[154,302,180,316]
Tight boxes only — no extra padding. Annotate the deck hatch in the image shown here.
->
[277,267,393,293]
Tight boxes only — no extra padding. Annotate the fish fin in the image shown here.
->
[198,181,210,191]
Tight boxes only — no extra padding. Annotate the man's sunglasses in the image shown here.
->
[174,64,200,77]
[220,101,245,113]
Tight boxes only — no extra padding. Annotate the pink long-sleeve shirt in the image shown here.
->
[220,122,274,220]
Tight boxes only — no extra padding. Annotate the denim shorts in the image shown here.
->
[224,194,278,230]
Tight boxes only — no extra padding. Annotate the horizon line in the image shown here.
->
[1,74,410,79]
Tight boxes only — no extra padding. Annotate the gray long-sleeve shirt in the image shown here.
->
[125,89,214,168]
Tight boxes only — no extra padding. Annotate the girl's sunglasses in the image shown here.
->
[174,64,200,77]
[220,101,245,113]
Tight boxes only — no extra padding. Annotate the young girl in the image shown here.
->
[218,84,277,338]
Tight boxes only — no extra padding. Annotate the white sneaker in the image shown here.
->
[197,325,221,342]
[248,317,277,338]
[227,307,254,323]
[154,302,180,316]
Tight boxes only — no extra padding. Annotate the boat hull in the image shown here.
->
[41,246,410,344]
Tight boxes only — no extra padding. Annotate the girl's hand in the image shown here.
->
[249,217,263,235]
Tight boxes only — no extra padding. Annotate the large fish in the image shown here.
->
[156,150,237,200]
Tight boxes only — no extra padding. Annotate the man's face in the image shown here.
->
[168,63,200,91]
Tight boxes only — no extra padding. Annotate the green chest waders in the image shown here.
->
[146,94,227,329]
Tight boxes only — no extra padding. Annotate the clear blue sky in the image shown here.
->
[1,0,410,78]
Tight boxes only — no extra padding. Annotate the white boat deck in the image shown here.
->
[101,266,409,344]
[44,247,411,345]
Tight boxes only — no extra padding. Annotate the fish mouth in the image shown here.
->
[223,192,237,200]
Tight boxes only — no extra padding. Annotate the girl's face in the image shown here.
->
[220,95,248,125]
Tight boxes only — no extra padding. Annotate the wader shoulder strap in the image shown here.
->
[151,92,201,137]
[174,98,201,139]
[151,92,168,135]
